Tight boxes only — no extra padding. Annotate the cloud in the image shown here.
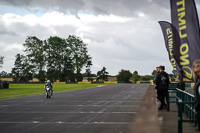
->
[0,10,171,75]
[0,0,170,17]
[0,42,24,51]
[3,0,199,75]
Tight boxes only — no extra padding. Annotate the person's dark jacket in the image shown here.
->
[155,71,169,90]
[194,79,200,109]
[45,82,53,89]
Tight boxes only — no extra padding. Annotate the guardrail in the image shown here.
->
[176,88,197,133]
[167,86,197,133]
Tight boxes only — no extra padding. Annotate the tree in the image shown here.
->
[132,71,140,83]
[152,70,157,77]
[0,71,12,78]
[133,71,138,75]
[0,56,4,68]
[35,70,46,83]
[13,35,92,82]
[67,35,91,81]
[23,36,45,82]
[85,59,93,82]
[140,75,154,81]
[117,69,132,83]
[97,67,109,81]
[61,57,75,82]
[11,54,35,82]
[45,36,67,81]
[0,71,7,77]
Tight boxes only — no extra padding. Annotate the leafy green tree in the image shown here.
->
[140,75,154,81]
[23,36,45,82]
[0,71,7,77]
[0,56,4,68]
[85,59,93,82]
[152,70,157,77]
[35,70,46,83]
[11,54,35,82]
[117,69,132,83]
[97,67,109,81]
[45,36,67,81]
[14,35,92,82]
[133,71,138,75]
[132,71,140,83]
[61,57,75,82]
[67,35,91,81]
[0,71,12,78]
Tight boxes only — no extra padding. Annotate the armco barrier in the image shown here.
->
[136,81,140,84]
[129,85,161,133]
[66,82,78,84]
[91,81,104,84]
[104,81,117,84]
[140,82,151,84]
[78,82,91,84]
[117,81,125,83]
[53,82,66,84]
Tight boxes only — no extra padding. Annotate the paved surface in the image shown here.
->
[0,84,148,133]
[185,87,194,95]
[159,104,199,133]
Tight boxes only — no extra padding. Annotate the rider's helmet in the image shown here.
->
[47,80,50,83]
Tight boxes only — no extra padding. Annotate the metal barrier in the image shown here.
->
[166,83,178,111]
[167,86,197,133]
[177,100,196,133]
[176,88,197,133]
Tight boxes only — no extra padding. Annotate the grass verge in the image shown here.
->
[0,83,110,99]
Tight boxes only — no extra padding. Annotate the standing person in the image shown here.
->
[155,65,169,110]
[154,66,161,100]
[153,66,161,84]
[192,60,200,131]
[156,66,161,74]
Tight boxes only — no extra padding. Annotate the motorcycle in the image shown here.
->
[45,85,52,98]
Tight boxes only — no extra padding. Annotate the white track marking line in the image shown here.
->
[0,100,142,103]
[0,105,139,107]
[0,121,132,125]
[0,111,137,114]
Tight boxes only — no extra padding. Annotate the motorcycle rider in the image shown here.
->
[44,80,53,95]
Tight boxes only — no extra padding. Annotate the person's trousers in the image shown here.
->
[157,89,167,106]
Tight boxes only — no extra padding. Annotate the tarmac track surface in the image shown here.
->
[0,84,148,133]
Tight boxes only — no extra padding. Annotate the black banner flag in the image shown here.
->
[170,0,200,80]
[159,21,183,81]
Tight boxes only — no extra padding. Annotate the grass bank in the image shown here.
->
[0,83,109,99]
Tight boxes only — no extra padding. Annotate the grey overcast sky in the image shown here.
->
[0,0,200,75]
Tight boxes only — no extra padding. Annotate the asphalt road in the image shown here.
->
[0,84,148,133]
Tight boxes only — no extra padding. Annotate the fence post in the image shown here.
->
[178,100,183,133]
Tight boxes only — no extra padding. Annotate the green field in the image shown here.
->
[0,83,109,99]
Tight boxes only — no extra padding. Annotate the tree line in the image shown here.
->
[11,35,93,82]
[0,35,112,83]
[0,35,175,83]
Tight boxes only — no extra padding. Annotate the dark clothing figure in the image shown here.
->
[194,79,200,130]
[44,81,53,94]
[45,82,53,89]
[155,71,169,110]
